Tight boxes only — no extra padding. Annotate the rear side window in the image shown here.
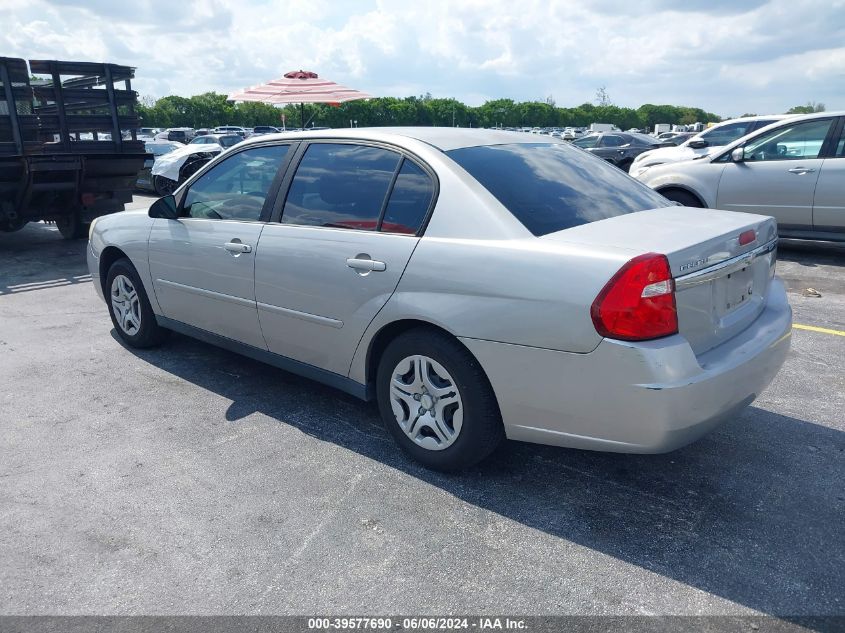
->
[282,143,401,230]
[601,135,624,147]
[834,124,845,157]
[381,160,434,234]
[447,143,672,236]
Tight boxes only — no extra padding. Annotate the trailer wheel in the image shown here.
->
[56,211,88,240]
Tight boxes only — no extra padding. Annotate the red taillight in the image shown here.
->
[591,253,678,341]
[739,229,756,246]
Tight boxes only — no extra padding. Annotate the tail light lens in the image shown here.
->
[591,253,678,341]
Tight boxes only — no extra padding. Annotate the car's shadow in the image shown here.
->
[119,330,844,620]
[0,222,91,295]
[779,239,845,268]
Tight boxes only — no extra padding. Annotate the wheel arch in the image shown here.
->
[655,185,707,207]
[98,246,130,297]
[363,318,494,401]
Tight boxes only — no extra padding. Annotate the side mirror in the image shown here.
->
[688,139,708,149]
[148,195,179,220]
[731,147,746,163]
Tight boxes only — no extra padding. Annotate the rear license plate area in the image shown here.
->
[714,266,754,317]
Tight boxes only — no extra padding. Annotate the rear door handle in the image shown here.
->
[346,257,386,272]
[787,167,816,174]
[224,241,252,254]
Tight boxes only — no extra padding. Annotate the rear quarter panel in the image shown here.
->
[348,235,635,383]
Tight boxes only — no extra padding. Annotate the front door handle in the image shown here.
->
[346,257,386,272]
[787,167,816,174]
[224,241,252,254]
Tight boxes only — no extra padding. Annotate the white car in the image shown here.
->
[636,111,845,240]
[213,126,249,138]
[630,115,791,178]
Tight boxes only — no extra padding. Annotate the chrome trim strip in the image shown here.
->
[256,302,344,329]
[155,279,256,308]
[675,239,777,290]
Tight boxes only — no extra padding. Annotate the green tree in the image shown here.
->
[787,102,825,114]
[133,91,724,131]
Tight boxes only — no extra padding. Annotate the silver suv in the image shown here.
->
[636,111,845,240]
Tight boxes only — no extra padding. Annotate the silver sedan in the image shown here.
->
[87,128,792,470]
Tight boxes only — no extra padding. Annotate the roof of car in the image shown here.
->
[237,127,562,151]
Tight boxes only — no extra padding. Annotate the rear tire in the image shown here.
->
[618,159,633,173]
[56,210,88,239]
[376,328,504,471]
[105,258,169,349]
[660,189,703,207]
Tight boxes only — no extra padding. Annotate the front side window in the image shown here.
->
[448,143,672,236]
[742,119,833,161]
[282,143,401,230]
[182,144,289,221]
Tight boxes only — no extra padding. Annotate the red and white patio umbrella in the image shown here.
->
[228,70,372,128]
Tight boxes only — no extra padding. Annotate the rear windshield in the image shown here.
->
[447,143,672,236]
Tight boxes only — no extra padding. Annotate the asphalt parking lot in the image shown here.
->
[0,209,843,618]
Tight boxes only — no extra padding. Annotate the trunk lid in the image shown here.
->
[543,207,779,355]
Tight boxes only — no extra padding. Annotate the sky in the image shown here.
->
[1,0,844,117]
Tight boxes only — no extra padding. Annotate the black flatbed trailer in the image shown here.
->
[0,57,147,238]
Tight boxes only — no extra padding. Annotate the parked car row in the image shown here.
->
[571,132,663,171]
[140,125,284,145]
[630,115,791,174]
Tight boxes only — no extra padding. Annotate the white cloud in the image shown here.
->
[1,0,842,116]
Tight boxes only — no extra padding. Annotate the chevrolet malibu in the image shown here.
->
[87,128,792,470]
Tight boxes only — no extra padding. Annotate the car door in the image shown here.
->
[812,117,845,232]
[593,134,625,163]
[254,141,436,376]
[148,143,293,348]
[715,118,835,229]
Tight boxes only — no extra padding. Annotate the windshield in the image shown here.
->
[219,136,241,148]
[447,143,672,236]
[145,143,180,156]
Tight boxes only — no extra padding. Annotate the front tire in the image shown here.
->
[105,258,169,348]
[660,189,703,207]
[376,329,504,471]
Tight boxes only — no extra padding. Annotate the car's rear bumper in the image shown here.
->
[460,278,792,453]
